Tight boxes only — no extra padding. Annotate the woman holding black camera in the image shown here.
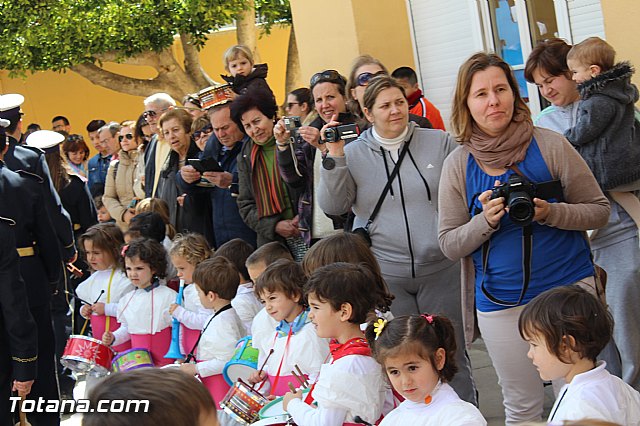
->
[317,75,477,405]
[274,70,356,246]
[438,53,610,425]
[230,87,300,249]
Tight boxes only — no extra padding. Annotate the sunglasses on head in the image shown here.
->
[310,70,345,87]
[118,133,134,142]
[67,134,84,143]
[193,125,213,139]
[356,71,387,87]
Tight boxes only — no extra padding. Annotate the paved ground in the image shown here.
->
[60,338,555,425]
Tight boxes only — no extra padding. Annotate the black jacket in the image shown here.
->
[3,138,76,260]
[0,161,63,306]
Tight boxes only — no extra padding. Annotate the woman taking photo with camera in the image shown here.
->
[274,70,356,247]
[438,52,610,424]
[318,75,476,404]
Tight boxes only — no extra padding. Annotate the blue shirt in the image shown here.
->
[466,139,594,312]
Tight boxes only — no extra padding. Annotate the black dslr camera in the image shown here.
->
[283,116,302,143]
[490,175,563,227]
[322,124,360,144]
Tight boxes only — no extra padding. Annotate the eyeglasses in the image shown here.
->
[118,133,134,142]
[286,102,300,109]
[193,125,213,139]
[142,108,168,119]
[310,70,345,88]
[356,71,387,87]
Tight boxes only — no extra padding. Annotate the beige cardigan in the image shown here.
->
[103,149,144,229]
[438,127,610,346]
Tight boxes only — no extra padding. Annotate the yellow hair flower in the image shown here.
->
[373,318,387,340]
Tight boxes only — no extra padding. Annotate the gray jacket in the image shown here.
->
[564,62,640,190]
[318,122,457,277]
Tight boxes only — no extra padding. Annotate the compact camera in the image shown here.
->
[490,175,563,227]
[283,116,302,142]
[322,124,360,144]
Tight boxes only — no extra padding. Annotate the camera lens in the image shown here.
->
[508,194,534,226]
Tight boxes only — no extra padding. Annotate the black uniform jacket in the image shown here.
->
[3,137,76,260]
[0,161,63,307]
[0,217,38,382]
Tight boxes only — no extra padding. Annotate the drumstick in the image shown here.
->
[291,370,307,389]
[79,290,105,335]
[250,348,275,390]
[19,395,26,426]
[287,382,296,393]
[65,291,90,306]
[294,365,309,387]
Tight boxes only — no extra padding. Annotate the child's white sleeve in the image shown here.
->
[104,302,118,317]
[172,305,209,329]
[195,359,227,378]
[287,399,348,426]
[111,324,130,346]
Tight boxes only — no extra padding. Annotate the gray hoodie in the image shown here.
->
[318,122,457,277]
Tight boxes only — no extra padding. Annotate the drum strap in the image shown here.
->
[185,303,232,363]
[105,268,115,332]
[269,327,293,394]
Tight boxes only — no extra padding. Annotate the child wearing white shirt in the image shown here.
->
[179,256,245,408]
[519,285,640,425]
[367,314,485,426]
[77,224,135,353]
[283,263,392,426]
[215,238,263,335]
[168,233,213,356]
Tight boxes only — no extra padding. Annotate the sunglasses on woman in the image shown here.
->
[118,133,134,142]
[193,125,213,139]
[310,70,345,87]
[356,71,387,87]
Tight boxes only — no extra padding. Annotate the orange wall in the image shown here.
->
[0,26,290,153]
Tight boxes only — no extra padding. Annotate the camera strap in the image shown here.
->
[480,225,533,307]
[364,134,413,231]
[479,164,533,307]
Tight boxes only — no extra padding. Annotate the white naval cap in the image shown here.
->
[26,130,66,153]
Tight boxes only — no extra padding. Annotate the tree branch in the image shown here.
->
[179,33,212,89]
[93,50,162,70]
[70,62,187,101]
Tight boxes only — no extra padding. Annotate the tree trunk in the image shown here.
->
[236,0,260,63]
[179,33,216,90]
[284,23,302,95]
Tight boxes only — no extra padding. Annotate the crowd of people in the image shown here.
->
[1,37,640,426]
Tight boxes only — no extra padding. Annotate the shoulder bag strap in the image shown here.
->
[365,135,413,229]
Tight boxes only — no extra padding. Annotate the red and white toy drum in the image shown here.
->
[61,335,114,377]
[198,84,233,110]
[220,380,268,425]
